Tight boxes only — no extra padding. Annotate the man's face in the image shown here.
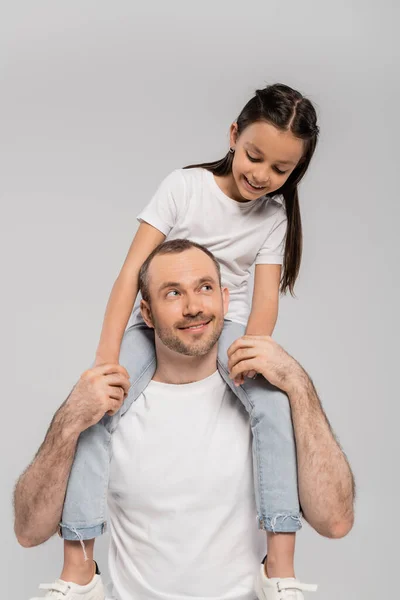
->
[141,248,229,356]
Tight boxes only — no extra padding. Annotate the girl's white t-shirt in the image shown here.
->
[107,371,265,600]
[136,167,287,326]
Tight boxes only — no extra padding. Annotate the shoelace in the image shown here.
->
[30,580,71,600]
[276,579,318,598]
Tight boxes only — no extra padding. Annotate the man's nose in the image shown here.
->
[182,293,203,316]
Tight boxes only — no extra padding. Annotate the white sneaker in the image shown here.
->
[30,562,105,600]
[255,563,318,600]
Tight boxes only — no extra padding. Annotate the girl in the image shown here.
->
[35,83,319,600]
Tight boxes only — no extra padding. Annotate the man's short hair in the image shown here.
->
[139,239,222,303]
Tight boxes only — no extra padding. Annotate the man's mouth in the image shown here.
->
[178,319,212,331]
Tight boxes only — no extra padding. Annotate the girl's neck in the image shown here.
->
[214,173,247,203]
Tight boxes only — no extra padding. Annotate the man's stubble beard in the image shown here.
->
[150,310,224,357]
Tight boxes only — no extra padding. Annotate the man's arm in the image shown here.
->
[285,371,355,537]
[227,335,355,539]
[14,403,81,547]
[14,364,130,547]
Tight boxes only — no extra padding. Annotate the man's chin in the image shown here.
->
[174,333,216,357]
[155,321,222,357]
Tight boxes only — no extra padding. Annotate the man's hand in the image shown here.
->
[227,335,304,392]
[64,363,131,434]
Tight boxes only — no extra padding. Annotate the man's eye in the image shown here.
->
[166,290,179,297]
[201,285,213,291]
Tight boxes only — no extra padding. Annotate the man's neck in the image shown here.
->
[152,338,218,385]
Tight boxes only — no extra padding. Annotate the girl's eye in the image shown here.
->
[246,152,259,163]
[246,151,287,174]
[274,167,287,175]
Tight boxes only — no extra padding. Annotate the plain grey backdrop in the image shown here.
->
[2,1,399,598]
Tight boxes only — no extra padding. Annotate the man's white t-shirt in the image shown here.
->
[135,167,287,326]
[107,371,265,600]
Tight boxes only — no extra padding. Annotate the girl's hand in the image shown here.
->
[233,369,258,386]
[245,369,258,379]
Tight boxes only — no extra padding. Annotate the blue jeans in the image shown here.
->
[60,320,301,540]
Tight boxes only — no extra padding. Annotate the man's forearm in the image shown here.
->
[14,400,80,547]
[288,373,355,538]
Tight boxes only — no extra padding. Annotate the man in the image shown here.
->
[14,240,355,600]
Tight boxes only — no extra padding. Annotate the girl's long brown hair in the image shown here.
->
[184,83,319,295]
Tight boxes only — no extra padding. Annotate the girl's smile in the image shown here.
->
[224,120,305,203]
[242,174,269,194]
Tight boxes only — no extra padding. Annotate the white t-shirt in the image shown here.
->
[107,371,265,600]
[135,167,287,326]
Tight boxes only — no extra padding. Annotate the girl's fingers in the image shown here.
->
[234,371,248,386]
[232,369,258,387]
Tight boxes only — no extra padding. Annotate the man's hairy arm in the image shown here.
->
[14,400,81,546]
[227,335,355,539]
[14,364,130,547]
[287,372,355,538]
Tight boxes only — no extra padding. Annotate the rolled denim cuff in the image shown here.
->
[258,512,302,533]
[58,521,106,541]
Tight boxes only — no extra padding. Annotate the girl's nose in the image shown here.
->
[253,169,271,186]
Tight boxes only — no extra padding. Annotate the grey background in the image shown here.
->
[2,1,399,598]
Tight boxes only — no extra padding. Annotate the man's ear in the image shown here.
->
[140,300,154,329]
[222,286,230,317]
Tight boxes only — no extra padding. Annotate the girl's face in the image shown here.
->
[228,120,305,202]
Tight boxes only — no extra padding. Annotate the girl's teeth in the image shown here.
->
[246,177,263,189]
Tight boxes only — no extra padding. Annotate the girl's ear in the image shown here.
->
[140,300,154,329]
[229,122,239,149]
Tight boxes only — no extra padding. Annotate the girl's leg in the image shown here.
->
[265,532,296,578]
[217,320,301,577]
[59,322,156,580]
[61,540,95,584]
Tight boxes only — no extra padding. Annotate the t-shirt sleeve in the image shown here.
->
[255,205,288,265]
[136,170,185,236]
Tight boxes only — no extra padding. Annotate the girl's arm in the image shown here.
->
[95,222,166,364]
[246,264,282,336]
[232,264,281,384]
